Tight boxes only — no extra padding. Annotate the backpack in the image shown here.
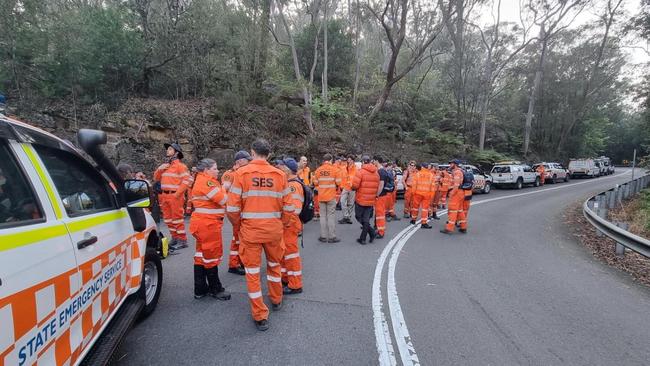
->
[382,169,395,193]
[289,178,314,223]
[460,169,475,190]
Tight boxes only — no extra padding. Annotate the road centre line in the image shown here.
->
[376,169,633,365]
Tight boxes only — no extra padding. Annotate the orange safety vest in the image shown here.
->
[414,169,435,198]
[313,162,342,202]
[191,172,227,218]
[226,159,294,243]
[450,167,463,190]
[342,163,357,191]
[288,178,304,228]
[154,159,191,194]
[404,167,417,188]
[297,167,311,186]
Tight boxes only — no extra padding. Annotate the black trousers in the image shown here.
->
[355,204,375,241]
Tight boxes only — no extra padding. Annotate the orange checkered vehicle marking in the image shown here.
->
[0,231,147,366]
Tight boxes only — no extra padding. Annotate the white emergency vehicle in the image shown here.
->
[490,161,540,189]
[0,115,163,366]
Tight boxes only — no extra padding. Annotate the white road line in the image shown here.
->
[378,169,634,364]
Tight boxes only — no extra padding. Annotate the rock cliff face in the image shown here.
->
[13,97,434,177]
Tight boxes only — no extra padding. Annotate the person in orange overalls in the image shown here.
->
[374,156,393,238]
[338,155,358,224]
[402,161,417,218]
[190,158,232,300]
[410,163,435,229]
[154,142,191,250]
[335,156,346,210]
[441,159,466,234]
[386,162,401,222]
[313,154,342,243]
[439,167,452,209]
[221,150,252,276]
[277,158,304,295]
[226,139,294,331]
[426,163,441,221]
[536,164,546,186]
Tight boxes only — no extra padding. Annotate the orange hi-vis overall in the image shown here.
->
[439,170,452,207]
[221,167,243,269]
[190,172,228,268]
[411,169,435,224]
[226,159,294,321]
[154,159,191,241]
[429,169,440,215]
[537,165,546,185]
[282,179,304,290]
[445,167,466,232]
[375,168,392,235]
[387,171,398,216]
[335,162,346,204]
[403,168,417,215]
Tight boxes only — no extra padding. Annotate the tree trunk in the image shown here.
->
[322,0,329,104]
[369,85,392,121]
[253,0,272,89]
[523,29,548,157]
[279,3,315,133]
[352,0,361,106]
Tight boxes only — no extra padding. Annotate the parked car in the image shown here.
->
[490,162,540,189]
[0,115,164,366]
[598,156,615,175]
[440,164,493,194]
[568,158,599,178]
[394,167,405,198]
[533,162,570,184]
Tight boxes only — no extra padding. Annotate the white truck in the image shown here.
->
[0,115,164,366]
[568,159,600,178]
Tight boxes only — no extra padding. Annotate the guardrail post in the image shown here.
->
[608,189,616,208]
[596,196,608,237]
[615,222,628,256]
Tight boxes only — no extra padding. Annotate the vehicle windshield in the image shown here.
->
[492,166,510,173]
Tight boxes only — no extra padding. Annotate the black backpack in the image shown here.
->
[382,169,395,193]
[460,169,475,190]
[289,178,314,223]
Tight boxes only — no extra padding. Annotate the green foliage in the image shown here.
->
[284,20,354,88]
[466,149,512,168]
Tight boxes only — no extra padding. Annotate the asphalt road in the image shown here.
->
[114,168,650,366]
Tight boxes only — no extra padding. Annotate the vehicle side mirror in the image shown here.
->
[124,179,152,208]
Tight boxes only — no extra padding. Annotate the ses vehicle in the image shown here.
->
[393,167,405,198]
[595,156,615,176]
[0,115,163,366]
[568,159,600,178]
[490,162,540,189]
[439,164,493,194]
[533,162,570,184]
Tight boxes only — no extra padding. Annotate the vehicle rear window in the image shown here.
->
[0,141,44,228]
[492,166,510,173]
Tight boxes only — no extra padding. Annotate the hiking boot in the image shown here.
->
[403,213,410,218]
[174,239,188,249]
[255,319,269,331]
[459,229,467,234]
[392,215,401,221]
[194,293,207,299]
[283,287,303,295]
[228,267,246,276]
[410,220,416,225]
[328,237,341,243]
[318,237,328,243]
[432,213,440,220]
[356,238,367,245]
[421,223,433,229]
[346,218,354,224]
[271,302,283,311]
[211,289,232,301]
[440,229,452,235]
[376,234,384,239]
[338,218,349,224]
[386,216,392,222]
[369,231,376,243]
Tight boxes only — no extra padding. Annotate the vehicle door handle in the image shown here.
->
[77,236,98,249]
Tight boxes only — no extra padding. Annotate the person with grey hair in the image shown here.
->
[117,162,134,180]
[189,158,231,300]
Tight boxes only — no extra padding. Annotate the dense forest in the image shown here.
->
[1,0,649,168]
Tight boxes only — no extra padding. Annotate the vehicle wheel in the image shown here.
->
[552,175,557,184]
[139,247,163,320]
[516,179,523,190]
[534,177,540,187]
[482,182,491,194]
[564,174,569,182]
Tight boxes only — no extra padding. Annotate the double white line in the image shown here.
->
[372,169,633,365]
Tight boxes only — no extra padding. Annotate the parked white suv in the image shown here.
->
[490,162,540,189]
[569,159,599,178]
[533,162,570,184]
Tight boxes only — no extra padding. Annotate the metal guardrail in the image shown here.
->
[583,173,650,258]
